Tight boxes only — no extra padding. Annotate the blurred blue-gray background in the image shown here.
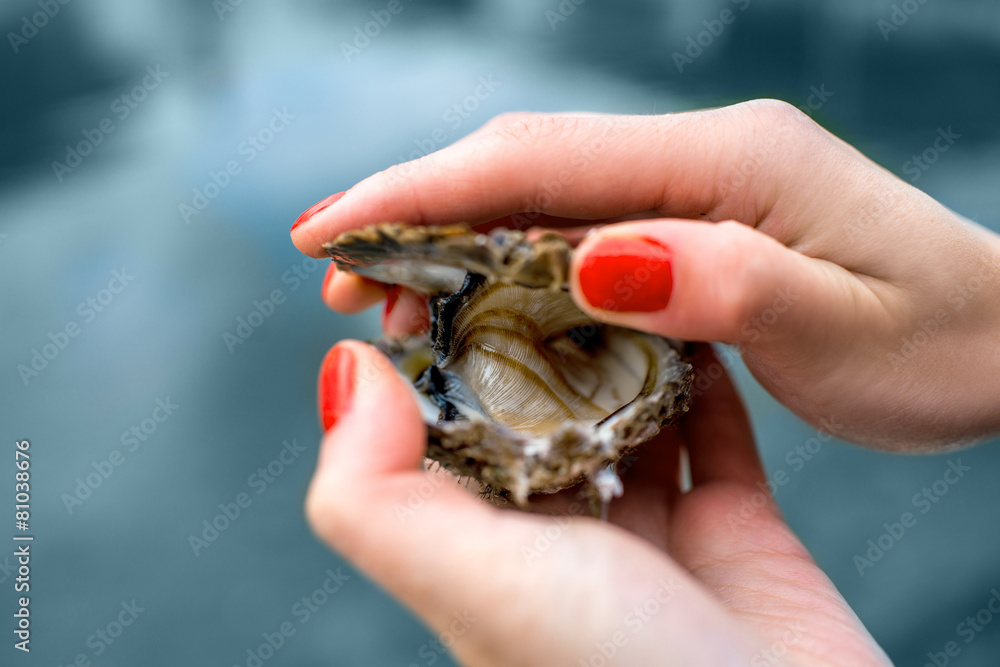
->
[2,1,999,665]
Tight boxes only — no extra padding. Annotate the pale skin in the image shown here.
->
[292,100,1000,665]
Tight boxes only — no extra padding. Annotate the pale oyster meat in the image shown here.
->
[324,223,692,506]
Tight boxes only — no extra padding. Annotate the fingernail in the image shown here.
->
[318,344,356,433]
[381,286,401,331]
[321,261,336,297]
[578,237,673,312]
[292,191,347,231]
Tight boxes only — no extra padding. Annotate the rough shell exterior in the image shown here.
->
[373,336,691,504]
[325,223,573,291]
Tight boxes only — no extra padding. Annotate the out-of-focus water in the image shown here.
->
[2,1,999,665]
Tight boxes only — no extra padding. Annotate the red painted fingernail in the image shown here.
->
[318,344,356,432]
[292,191,347,231]
[381,286,401,331]
[321,261,336,296]
[578,237,673,312]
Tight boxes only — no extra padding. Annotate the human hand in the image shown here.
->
[291,100,1000,450]
[306,341,891,666]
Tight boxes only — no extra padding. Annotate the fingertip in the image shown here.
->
[308,339,426,546]
[382,287,430,337]
[569,222,681,334]
[290,223,330,258]
[314,340,427,480]
[290,191,350,256]
[323,269,389,313]
[570,219,827,345]
[306,339,479,561]
[317,341,357,434]
[572,233,675,313]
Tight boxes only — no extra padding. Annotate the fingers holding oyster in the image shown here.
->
[293,104,1000,450]
[304,337,891,667]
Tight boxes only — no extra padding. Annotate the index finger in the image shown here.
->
[290,100,813,258]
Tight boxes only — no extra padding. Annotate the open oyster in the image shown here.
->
[325,223,692,506]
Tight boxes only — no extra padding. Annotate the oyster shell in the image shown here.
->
[325,223,692,506]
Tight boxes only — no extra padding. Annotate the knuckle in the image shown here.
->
[737,98,823,146]
[738,98,807,123]
[710,99,826,201]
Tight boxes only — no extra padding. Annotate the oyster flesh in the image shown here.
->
[325,223,692,506]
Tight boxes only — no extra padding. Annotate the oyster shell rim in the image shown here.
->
[324,223,574,292]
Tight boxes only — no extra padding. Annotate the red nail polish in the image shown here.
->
[318,344,356,432]
[578,237,673,312]
[292,191,347,231]
[381,286,401,331]
[321,261,336,296]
